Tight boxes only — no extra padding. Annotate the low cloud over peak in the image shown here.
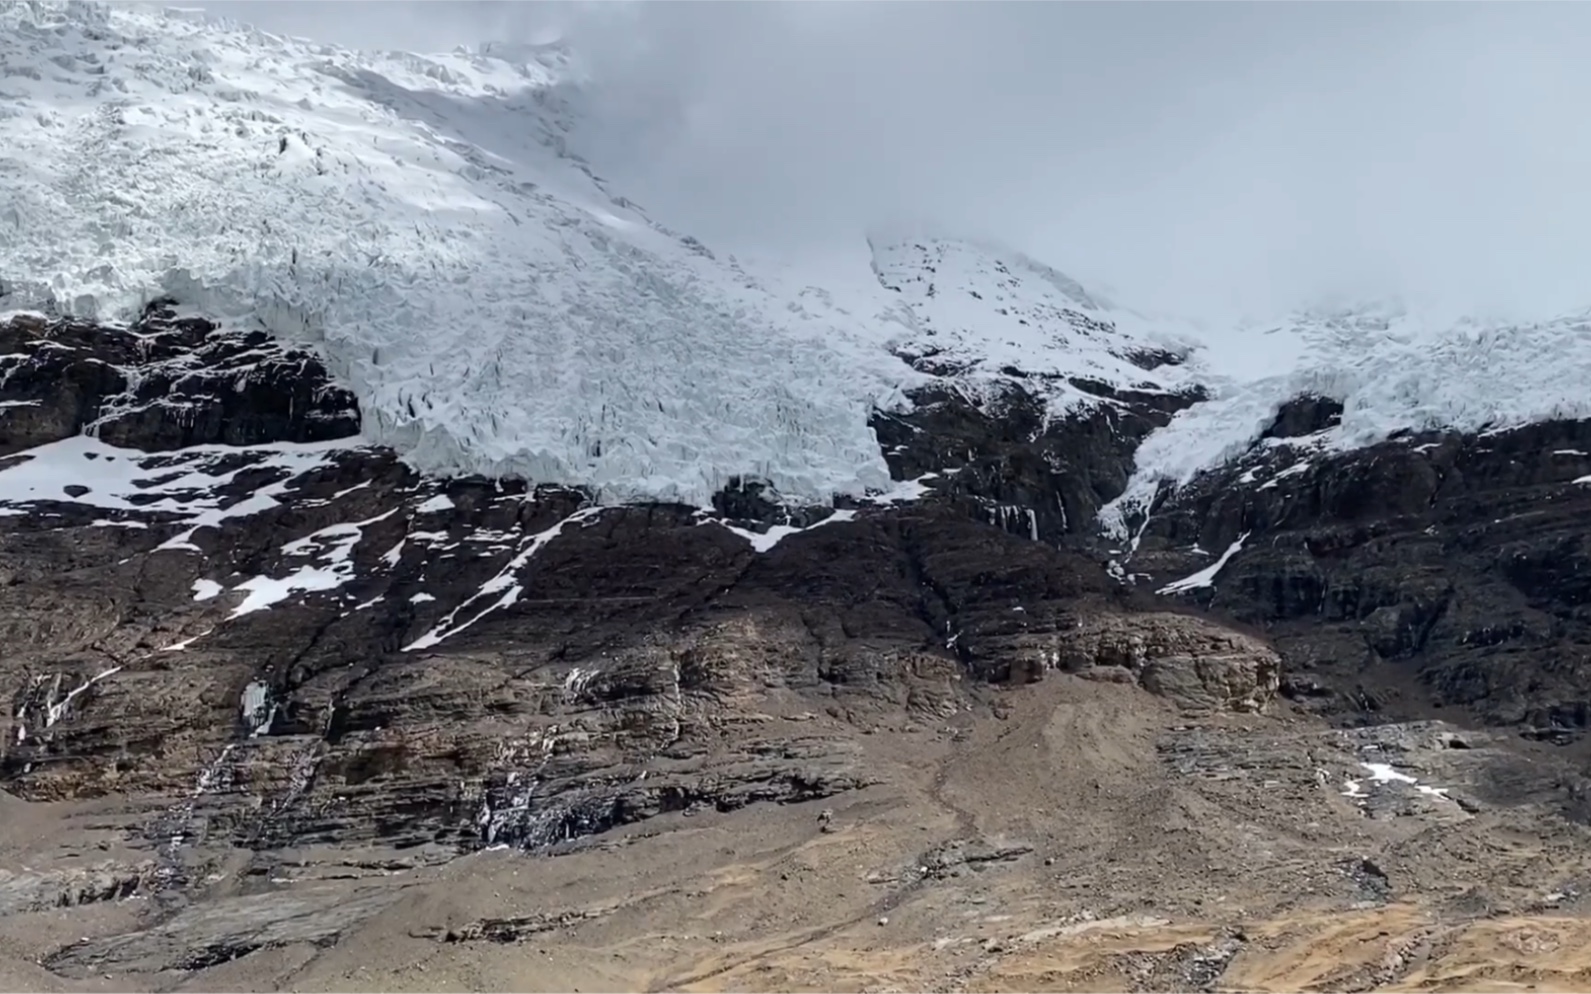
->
[211,1,1591,324]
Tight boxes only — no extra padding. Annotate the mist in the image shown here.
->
[208,1,1591,325]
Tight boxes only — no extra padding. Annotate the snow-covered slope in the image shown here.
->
[0,0,919,505]
[1100,302,1591,535]
[866,231,1202,412]
[0,0,1210,509]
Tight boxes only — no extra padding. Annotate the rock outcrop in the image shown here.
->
[1038,612,1281,714]
[1132,410,1591,737]
[4,303,1588,859]
[0,303,357,456]
[0,307,1238,867]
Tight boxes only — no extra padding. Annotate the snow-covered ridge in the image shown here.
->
[1100,303,1591,537]
[0,0,1213,511]
[0,0,917,506]
[867,233,1203,414]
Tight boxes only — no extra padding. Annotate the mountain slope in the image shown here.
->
[867,231,1200,411]
[8,7,1591,993]
[0,0,919,505]
[0,1,1202,516]
[9,3,1591,525]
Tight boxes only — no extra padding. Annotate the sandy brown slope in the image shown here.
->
[5,673,1590,993]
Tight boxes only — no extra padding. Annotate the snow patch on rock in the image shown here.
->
[0,434,346,540]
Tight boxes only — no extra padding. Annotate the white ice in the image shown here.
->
[0,2,915,508]
[0,3,1214,512]
[1361,760,1450,798]
[240,680,272,734]
[404,506,604,651]
[229,508,398,616]
[862,231,1201,415]
[1157,531,1249,595]
[159,629,212,652]
[415,494,456,513]
[1343,760,1451,802]
[709,508,859,553]
[44,665,121,729]
[1103,305,1591,537]
[1258,460,1313,491]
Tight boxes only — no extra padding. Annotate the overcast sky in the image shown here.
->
[208,1,1591,324]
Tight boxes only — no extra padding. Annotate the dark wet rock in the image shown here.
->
[1262,394,1343,441]
[710,476,835,530]
[0,301,357,457]
[1137,410,1591,732]
[870,380,1202,545]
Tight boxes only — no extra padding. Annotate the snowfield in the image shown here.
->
[5,1,1591,522]
[0,1,1186,507]
[865,230,1202,412]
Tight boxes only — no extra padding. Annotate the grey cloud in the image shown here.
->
[206,1,1591,323]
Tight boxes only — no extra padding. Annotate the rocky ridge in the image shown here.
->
[1124,394,1591,743]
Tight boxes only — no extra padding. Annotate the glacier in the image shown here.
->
[0,0,923,505]
[7,1,1591,523]
[0,1,1192,508]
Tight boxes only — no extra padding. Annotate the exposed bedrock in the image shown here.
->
[2,306,1588,871]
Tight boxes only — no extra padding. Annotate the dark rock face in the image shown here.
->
[9,305,1591,990]
[870,379,1201,546]
[1134,416,1591,737]
[0,302,358,457]
[0,309,1208,867]
[1261,395,1343,441]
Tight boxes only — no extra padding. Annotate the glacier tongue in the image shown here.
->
[0,0,915,506]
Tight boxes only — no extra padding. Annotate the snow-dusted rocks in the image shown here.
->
[7,1,1591,531]
[0,307,358,458]
[4,2,1508,523]
[1101,304,1591,536]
